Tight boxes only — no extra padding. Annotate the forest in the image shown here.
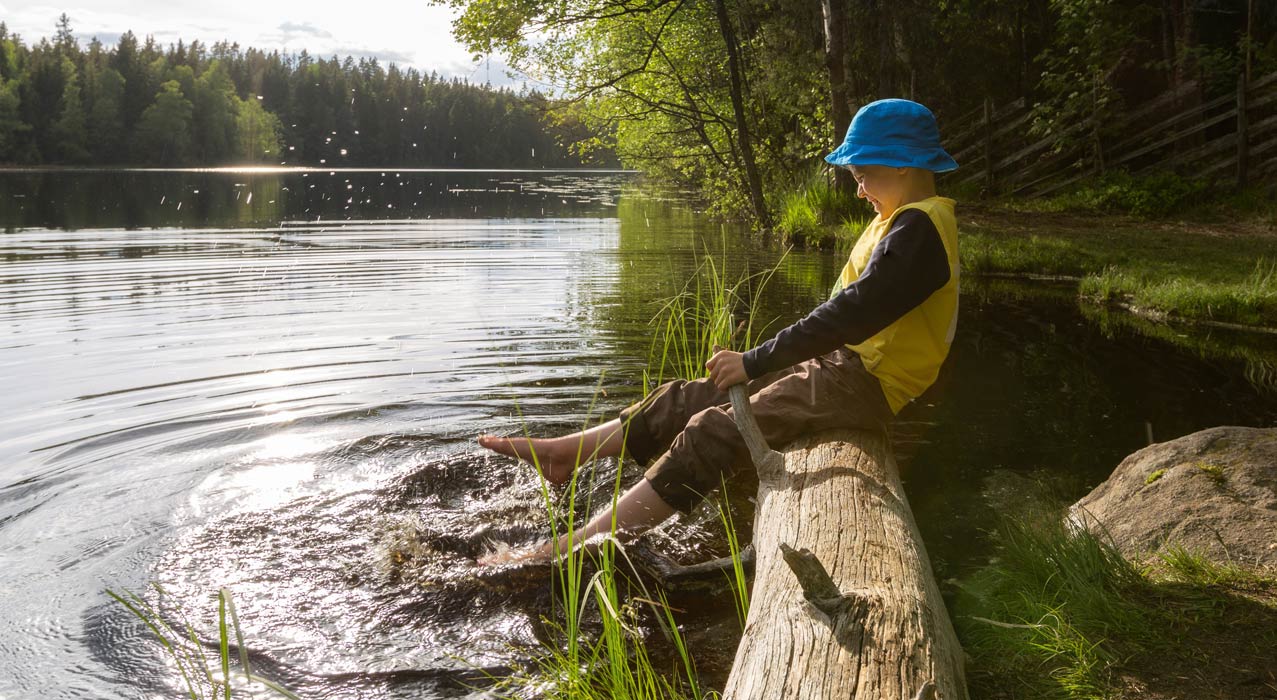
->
[439,0,1277,225]
[0,15,611,168]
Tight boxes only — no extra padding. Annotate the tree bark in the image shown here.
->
[719,393,968,699]
[712,0,771,230]
[822,0,855,197]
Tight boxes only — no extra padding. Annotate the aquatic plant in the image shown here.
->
[105,584,300,699]
[643,232,786,394]
[482,248,767,698]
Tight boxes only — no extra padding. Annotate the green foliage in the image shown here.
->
[956,508,1146,698]
[1034,171,1214,218]
[959,230,1092,277]
[132,79,194,164]
[963,210,1277,328]
[85,66,125,162]
[51,57,89,162]
[1143,468,1165,485]
[1153,545,1276,589]
[192,61,237,162]
[1031,0,1143,155]
[1194,461,1226,486]
[715,477,750,631]
[774,169,871,249]
[233,95,282,162]
[0,78,29,160]
[775,171,848,243]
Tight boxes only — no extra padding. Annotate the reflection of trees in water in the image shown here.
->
[1081,301,1277,396]
[0,171,634,231]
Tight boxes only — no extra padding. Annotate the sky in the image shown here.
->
[2,1,529,87]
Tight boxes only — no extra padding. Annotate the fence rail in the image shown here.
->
[940,69,1277,197]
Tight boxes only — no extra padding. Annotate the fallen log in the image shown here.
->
[718,384,967,699]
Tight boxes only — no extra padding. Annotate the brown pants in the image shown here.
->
[618,346,895,514]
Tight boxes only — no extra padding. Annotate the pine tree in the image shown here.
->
[86,66,125,162]
[51,57,89,162]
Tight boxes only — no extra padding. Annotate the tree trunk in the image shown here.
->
[822,0,855,197]
[719,390,968,699]
[713,0,771,230]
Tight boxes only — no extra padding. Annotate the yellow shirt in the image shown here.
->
[832,196,959,414]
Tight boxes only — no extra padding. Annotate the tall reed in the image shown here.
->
[643,236,785,393]
[106,584,300,699]
[491,241,780,699]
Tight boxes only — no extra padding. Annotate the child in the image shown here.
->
[478,98,960,566]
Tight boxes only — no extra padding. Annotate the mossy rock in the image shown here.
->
[1071,426,1277,571]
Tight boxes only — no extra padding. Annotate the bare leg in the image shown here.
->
[479,477,677,565]
[478,417,625,485]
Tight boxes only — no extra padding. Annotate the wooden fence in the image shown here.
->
[940,69,1277,197]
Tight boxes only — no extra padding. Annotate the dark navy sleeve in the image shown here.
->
[741,208,951,379]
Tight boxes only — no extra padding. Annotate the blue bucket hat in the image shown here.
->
[824,99,958,173]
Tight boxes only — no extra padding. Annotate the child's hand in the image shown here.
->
[706,349,747,390]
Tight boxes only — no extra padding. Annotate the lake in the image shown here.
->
[1,169,1274,699]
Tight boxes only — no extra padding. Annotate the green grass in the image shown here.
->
[955,503,1277,700]
[643,234,785,392]
[1153,544,1276,589]
[1010,171,1215,218]
[961,214,1277,328]
[106,584,300,699]
[482,245,766,699]
[1078,257,1277,327]
[773,170,871,250]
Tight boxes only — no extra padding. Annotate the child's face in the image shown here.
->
[848,164,907,216]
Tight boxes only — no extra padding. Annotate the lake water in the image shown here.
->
[2,169,1274,699]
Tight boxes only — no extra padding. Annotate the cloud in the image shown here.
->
[333,46,417,66]
[277,21,331,39]
[5,1,489,79]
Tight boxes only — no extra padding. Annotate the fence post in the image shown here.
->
[983,97,994,190]
[1237,72,1249,188]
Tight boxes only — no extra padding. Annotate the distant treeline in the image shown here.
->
[0,16,615,168]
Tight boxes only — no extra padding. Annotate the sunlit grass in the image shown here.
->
[773,169,870,250]
[955,502,1277,700]
[483,245,770,699]
[106,584,300,700]
[961,215,1277,328]
[643,233,786,392]
[1079,257,1277,327]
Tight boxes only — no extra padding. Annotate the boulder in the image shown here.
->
[1071,426,1277,570]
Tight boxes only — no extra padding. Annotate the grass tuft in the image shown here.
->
[774,169,869,250]
[957,499,1277,700]
[106,585,300,699]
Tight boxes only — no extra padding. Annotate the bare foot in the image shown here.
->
[477,541,556,567]
[477,435,577,485]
